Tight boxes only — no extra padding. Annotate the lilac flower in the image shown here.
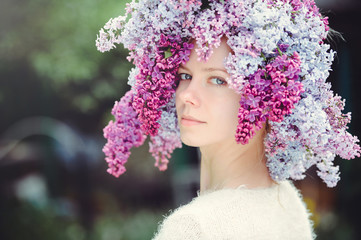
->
[149,98,182,171]
[103,90,146,177]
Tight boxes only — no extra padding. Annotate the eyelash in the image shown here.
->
[210,77,227,86]
[178,73,227,86]
[179,73,192,81]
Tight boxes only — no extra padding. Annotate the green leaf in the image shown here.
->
[164,48,172,59]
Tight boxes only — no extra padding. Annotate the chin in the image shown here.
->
[180,139,199,147]
[180,135,202,147]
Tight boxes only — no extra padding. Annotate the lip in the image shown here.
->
[180,115,206,126]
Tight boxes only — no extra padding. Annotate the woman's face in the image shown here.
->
[176,39,241,147]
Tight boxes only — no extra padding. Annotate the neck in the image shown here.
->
[199,128,274,193]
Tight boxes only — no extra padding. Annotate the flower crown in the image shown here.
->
[96,0,360,187]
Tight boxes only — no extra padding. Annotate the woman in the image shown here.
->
[154,38,313,239]
[176,37,274,191]
[96,0,360,239]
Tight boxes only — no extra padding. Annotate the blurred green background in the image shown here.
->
[0,0,360,239]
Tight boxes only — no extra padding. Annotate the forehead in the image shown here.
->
[182,38,231,70]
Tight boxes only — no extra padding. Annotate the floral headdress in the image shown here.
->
[96,0,360,187]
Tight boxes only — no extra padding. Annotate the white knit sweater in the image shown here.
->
[153,181,314,240]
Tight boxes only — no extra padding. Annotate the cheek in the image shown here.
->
[175,86,182,106]
[225,106,240,130]
[224,95,241,129]
[175,81,186,104]
[175,91,182,114]
[212,97,240,131]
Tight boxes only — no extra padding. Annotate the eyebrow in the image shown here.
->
[179,65,228,74]
[203,67,228,74]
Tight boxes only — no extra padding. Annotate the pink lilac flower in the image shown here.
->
[149,99,182,171]
[132,34,193,136]
[103,90,146,177]
[236,51,303,144]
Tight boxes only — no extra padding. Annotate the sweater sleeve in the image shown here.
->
[152,214,203,240]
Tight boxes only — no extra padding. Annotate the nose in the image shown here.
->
[176,79,201,107]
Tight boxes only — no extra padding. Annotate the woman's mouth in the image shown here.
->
[180,115,206,126]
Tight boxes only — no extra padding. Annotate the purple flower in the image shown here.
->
[103,90,146,177]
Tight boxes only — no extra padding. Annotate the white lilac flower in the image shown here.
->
[127,67,139,87]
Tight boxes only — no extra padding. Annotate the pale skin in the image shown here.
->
[176,38,274,193]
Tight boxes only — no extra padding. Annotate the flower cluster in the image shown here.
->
[97,0,360,187]
[98,0,199,175]
[236,49,303,144]
[103,90,146,177]
[149,97,182,171]
[132,34,193,136]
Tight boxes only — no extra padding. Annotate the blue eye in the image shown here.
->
[210,77,227,85]
[179,73,192,80]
